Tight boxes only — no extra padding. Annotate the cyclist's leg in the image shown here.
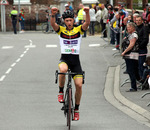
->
[58,62,68,88]
[58,62,68,103]
[73,75,83,121]
[74,76,83,105]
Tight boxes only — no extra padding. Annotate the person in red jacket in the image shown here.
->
[19,8,25,33]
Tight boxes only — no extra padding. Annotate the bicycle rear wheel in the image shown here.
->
[67,88,72,130]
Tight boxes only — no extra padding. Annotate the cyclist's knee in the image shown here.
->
[59,63,68,73]
[59,67,68,73]
[75,83,82,90]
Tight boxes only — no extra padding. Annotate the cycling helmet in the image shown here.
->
[62,10,74,19]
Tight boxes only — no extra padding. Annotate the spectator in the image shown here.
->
[118,5,126,17]
[127,15,133,23]
[107,4,113,10]
[67,1,73,12]
[112,11,125,50]
[142,8,147,21]
[55,10,61,25]
[108,8,114,44]
[74,13,79,26]
[146,7,150,33]
[19,8,25,33]
[78,3,86,37]
[45,10,50,32]
[100,3,108,38]
[108,7,114,22]
[121,22,140,92]
[110,6,119,45]
[133,12,140,23]
[95,2,99,11]
[95,7,102,33]
[10,6,18,34]
[122,6,128,17]
[89,5,96,35]
[122,17,128,38]
[64,4,70,11]
[136,16,149,79]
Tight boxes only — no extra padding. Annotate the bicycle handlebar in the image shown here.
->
[55,70,85,84]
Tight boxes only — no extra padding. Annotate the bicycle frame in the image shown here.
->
[55,70,85,130]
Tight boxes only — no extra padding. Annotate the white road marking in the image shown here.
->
[0,75,6,82]
[24,40,36,48]
[89,44,100,47]
[46,45,57,48]
[16,58,21,62]
[23,50,27,54]
[11,63,16,67]
[20,54,24,58]
[29,40,32,44]
[5,68,12,74]
[24,45,36,48]
[2,46,14,49]
[0,39,32,82]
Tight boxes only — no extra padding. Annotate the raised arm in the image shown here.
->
[50,7,60,32]
[82,7,90,31]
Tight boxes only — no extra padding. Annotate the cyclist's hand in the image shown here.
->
[51,7,58,15]
[84,7,89,13]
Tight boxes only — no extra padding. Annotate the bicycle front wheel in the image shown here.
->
[67,88,72,130]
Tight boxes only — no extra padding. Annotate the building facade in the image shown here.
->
[0,0,148,31]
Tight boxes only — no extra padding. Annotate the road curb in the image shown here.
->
[104,66,150,127]
[114,65,150,121]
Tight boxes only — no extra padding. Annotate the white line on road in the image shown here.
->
[2,46,14,49]
[5,68,12,74]
[23,50,27,54]
[0,39,31,82]
[16,58,21,62]
[29,40,32,44]
[20,54,24,58]
[0,75,6,82]
[46,45,57,48]
[24,45,36,48]
[11,63,16,67]
[89,44,100,47]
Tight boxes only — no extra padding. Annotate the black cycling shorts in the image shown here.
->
[59,54,83,78]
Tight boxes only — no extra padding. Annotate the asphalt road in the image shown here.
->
[0,32,149,130]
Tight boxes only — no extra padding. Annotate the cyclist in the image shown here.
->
[51,7,90,121]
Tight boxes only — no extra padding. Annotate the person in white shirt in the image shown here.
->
[74,13,79,26]
[95,7,102,33]
[89,5,96,35]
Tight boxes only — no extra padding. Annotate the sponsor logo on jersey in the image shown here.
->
[61,32,80,39]
[65,49,77,53]
[64,40,78,45]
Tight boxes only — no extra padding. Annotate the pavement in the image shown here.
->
[102,36,150,127]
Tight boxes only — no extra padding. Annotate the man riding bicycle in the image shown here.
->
[51,7,90,121]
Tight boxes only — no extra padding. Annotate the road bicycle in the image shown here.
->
[55,70,85,130]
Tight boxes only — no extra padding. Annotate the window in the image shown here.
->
[14,0,31,5]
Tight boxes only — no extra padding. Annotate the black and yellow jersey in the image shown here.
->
[56,25,84,55]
